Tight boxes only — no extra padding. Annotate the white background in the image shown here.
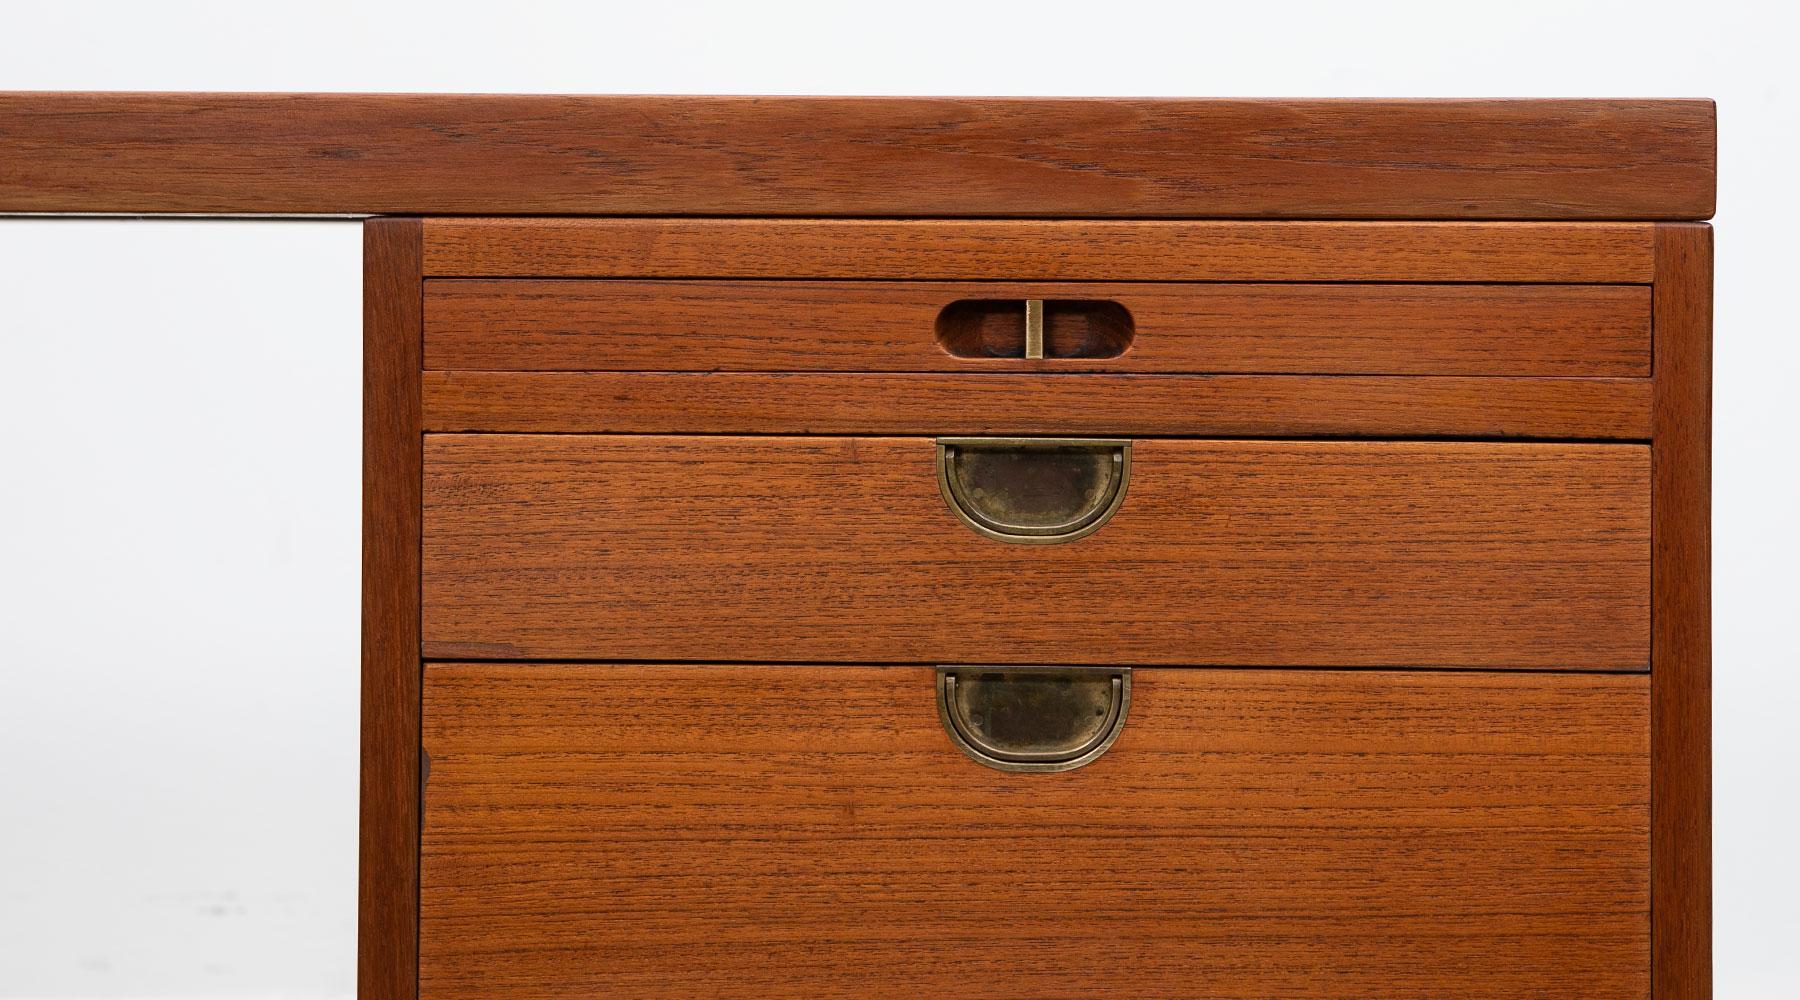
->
[2,1,1795,996]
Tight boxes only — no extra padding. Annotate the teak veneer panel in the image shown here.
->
[424,280,1651,376]
[421,437,1650,667]
[1651,223,1712,997]
[421,219,1657,282]
[421,371,1653,439]
[0,94,1714,219]
[419,663,1651,1000]
[359,219,422,1000]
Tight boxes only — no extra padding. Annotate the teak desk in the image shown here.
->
[1,94,1715,999]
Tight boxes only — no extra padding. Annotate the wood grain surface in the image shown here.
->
[1651,224,1712,998]
[421,371,1653,439]
[424,279,1651,376]
[421,437,1650,668]
[419,663,1651,1000]
[422,218,1657,282]
[0,94,1714,219]
[359,219,422,1000]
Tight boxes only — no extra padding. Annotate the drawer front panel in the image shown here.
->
[421,218,1658,282]
[423,279,1650,376]
[421,436,1650,667]
[421,371,1654,438]
[420,663,1651,1000]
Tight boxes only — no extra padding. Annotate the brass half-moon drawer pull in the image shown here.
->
[936,437,1130,543]
[937,666,1131,773]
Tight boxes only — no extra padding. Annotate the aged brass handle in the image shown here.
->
[937,667,1131,773]
[936,437,1130,544]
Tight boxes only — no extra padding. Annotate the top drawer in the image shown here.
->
[420,219,1656,379]
[424,279,1650,376]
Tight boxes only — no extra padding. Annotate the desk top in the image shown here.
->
[0,94,1715,219]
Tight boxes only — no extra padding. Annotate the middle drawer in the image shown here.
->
[422,436,1649,668]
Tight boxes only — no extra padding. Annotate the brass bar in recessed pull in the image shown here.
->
[1023,298,1045,359]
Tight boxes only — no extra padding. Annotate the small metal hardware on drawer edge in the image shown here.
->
[1023,298,1046,359]
[936,666,1132,773]
[935,437,1131,544]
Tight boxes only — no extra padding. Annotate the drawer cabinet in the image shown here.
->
[392,206,1706,1000]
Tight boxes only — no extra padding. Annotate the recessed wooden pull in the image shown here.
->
[937,666,1131,773]
[936,299,1134,360]
[936,437,1131,544]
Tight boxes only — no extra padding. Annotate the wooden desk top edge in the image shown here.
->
[0,93,1715,219]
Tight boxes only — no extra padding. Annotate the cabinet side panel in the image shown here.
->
[1651,223,1712,999]
[361,218,423,1000]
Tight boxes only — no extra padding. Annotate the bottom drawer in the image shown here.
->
[420,664,1649,1000]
